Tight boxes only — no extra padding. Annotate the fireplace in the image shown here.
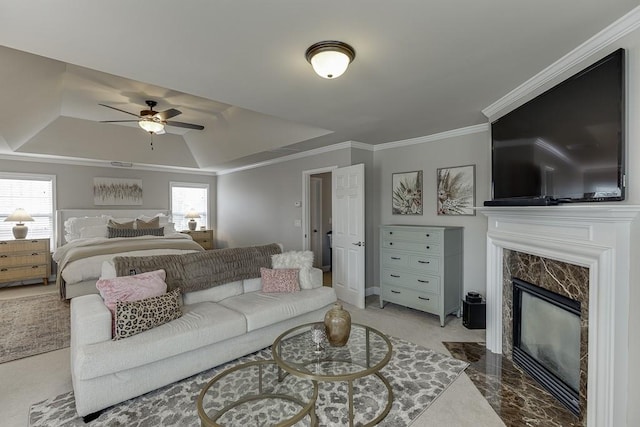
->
[512,277,581,415]
[478,205,640,427]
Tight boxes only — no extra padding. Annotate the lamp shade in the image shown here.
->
[184,210,201,219]
[306,41,356,79]
[138,119,165,134]
[5,208,34,223]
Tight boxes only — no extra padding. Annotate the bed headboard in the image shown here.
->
[55,209,170,248]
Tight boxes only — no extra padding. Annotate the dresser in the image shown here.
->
[379,225,463,326]
[0,238,51,285]
[181,230,214,250]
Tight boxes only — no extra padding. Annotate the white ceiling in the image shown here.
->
[0,1,638,172]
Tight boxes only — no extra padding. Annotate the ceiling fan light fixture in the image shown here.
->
[305,41,355,79]
[138,118,165,134]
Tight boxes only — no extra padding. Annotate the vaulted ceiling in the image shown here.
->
[0,1,637,172]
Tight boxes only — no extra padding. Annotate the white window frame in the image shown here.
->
[0,172,57,249]
[169,181,209,231]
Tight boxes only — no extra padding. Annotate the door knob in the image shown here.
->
[352,241,364,247]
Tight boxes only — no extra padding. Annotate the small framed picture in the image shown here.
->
[392,171,423,215]
[437,165,475,216]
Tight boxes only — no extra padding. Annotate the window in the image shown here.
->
[170,182,209,232]
[0,173,56,248]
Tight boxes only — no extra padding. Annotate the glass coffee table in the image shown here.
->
[272,322,393,427]
[197,359,318,426]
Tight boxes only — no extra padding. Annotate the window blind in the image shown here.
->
[0,176,54,245]
[170,183,209,232]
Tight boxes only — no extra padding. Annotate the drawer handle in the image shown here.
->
[425,234,430,237]
[0,268,7,271]
[389,242,393,245]
[31,240,39,243]
[418,260,430,264]
[418,296,430,301]
[0,242,6,245]
[32,265,39,269]
[390,274,400,278]
[391,290,401,294]
[32,252,39,256]
[0,255,7,258]
[390,256,401,260]
[389,231,393,235]
[418,279,429,283]
[426,246,430,249]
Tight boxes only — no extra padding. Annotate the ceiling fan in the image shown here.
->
[99,100,205,135]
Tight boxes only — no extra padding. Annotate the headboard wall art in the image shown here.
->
[55,209,170,248]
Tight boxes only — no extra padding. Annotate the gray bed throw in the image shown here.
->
[112,243,282,293]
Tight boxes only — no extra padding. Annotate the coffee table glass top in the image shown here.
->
[272,323,393,381]
[197,359,317,427]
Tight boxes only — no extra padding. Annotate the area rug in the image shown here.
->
[0,293,70,364]
[29,336,468,426]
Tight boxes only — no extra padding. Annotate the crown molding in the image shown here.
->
[482,6,640,119]
[0,153,217,176]
[374,123,489,152]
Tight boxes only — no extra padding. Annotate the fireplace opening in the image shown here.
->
[512,277,581,416]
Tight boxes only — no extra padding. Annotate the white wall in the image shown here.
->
[373,130,491,296]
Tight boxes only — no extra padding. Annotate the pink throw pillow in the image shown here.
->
[96,269,168,317]
[260,267,300,293]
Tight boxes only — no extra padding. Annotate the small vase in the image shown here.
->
[324,303,351,346]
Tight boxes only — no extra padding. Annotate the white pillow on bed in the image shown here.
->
[137,214,170,226]
[64,216,108,242]
[79,224,108,239]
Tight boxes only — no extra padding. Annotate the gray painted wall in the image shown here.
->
[373,131,491,297]
[0,158,217,228]
[216,148,352,250]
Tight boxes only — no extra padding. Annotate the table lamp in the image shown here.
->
[4,208,34,239]
[184,209,201,231]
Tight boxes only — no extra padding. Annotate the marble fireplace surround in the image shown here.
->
[478,205,640,427]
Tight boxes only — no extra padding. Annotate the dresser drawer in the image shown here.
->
[381,268,440,293]
[0,252,48,268]
[381,228,442,244]
[381,285,439,313]
[381,251,409,268]
[382,239,442,254]
[0,239,48,252]
[0,265,48,282]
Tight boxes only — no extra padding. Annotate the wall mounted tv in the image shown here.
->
[488,48,625,206]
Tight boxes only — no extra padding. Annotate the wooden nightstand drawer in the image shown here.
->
[0,251,48,268]
[0,265,48,282]
[0,239,48,252]
[181,230,214,250]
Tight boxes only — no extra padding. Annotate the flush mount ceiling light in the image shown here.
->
[305,41,356,79]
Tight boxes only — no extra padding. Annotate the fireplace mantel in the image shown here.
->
[478,205,640,427]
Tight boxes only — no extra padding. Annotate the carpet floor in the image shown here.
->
[0,293,70,364]
[29,336,468,426]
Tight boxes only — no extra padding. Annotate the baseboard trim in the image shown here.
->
[321,265,331,272]
[366,286,380,297]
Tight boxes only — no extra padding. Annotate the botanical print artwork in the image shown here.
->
[392,171,423,215]
[94,178,143,205]
[437,165,475,216]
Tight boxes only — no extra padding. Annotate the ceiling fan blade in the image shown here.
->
[100,120,140,123]
[155,108,182,121]
[98,103,141,118]
[165,120,205,130]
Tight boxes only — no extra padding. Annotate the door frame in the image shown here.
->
[302,166,337,252]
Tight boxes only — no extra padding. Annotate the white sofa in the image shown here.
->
[70,268,337,418]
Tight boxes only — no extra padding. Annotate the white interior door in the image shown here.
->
[332,163,365,309]
[310,177,322,268]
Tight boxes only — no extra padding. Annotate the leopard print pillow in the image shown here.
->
[113,288,183,340]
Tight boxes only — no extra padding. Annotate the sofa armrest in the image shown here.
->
[71,294,112,349]
[310,267,323,288]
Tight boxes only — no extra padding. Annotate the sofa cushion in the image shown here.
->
[113,288,183,340]
[96,269,168,318]
[272,251,317,289]
[260,268,300,293]
[218,286,336,332]
[183,280,244,305]
[75,301,247,380]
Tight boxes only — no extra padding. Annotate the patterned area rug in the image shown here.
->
[0,293,70,364]
[29,336,468,426]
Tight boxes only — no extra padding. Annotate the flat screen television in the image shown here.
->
[488,48,626,206]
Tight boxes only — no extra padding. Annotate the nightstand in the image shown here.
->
[181,230,214,250]
[0,238,52,285]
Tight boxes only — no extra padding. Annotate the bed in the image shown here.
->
[53,209,205,299]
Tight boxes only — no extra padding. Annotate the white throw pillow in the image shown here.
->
[64,216,108,242]
[272,251,315,289]
[79,224,108,239]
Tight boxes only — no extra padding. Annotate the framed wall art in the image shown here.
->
[392,170,423,215]
[94,177,143,206]
[436,165,475,216]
